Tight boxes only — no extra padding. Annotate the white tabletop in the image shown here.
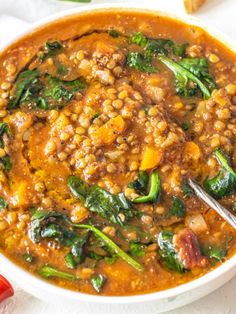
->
[1,0,236,313]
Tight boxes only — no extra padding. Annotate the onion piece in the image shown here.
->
[185,214,208,234]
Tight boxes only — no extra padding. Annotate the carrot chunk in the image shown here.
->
[96,115,125,145]
[140,146,162,171]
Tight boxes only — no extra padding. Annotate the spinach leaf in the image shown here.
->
[108,29,119,38]
[232,202,236,212]
[0,122,9,148]
[29,210,143,272]
[22,253,34,263]
[179,58,216,91]
[203,149,236,199]
[0,155,12,172]
[67,175,135,226]
[39,41,63,62]
[7,69,39,109]
[130,32,188,57]
[0,196,7,210]
[126,52,157,73]
[7,70,85,110]
[90,274,106,293]
[133,171,160,203]
[159,56,213,99]
[167,196,186,218]
[38,265,77,280]
[73,224,143,271]
[129,242,145,257]
[128,171,149,195]
[180,122,189,131]
[28,209,89,269]
[201,245,227,261]
[181,180,193,197]
[158,230,185,273]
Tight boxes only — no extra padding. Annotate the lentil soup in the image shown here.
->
[0,9,236,296]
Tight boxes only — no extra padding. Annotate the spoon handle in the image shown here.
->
[188,178,236,230]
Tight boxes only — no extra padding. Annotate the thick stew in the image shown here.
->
[0,9,236,296]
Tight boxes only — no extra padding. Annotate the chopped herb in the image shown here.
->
[0,196,7,210]
[126,52,157,73]
[133,171,160,203]
[0,122,9,148]
[203,149,236,199]
[38,265,77,280]
[67,175,136,226]
[158,230,186,273]
[90,274,106,293]
[22,253,34,263]
[167,196,186,218]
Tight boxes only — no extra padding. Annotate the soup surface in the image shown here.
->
[0,9,236,296]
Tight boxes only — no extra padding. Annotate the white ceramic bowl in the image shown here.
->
[1,3,236,313]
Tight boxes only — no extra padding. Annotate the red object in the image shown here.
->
[0,275,14,302]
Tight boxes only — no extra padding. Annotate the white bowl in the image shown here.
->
[1,3,236,313]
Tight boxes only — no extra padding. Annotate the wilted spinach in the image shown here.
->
[67,175,136,226]
[158,230,186,273]
[126,52,157,73]
[132,171,160,203]
[166,196,186,218]
[203,149,236,199]
[39,41,63,62]
[90,274,106,293]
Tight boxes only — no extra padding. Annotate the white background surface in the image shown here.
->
[1,0,236,313]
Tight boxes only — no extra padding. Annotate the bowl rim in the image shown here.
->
[1,1,236,304]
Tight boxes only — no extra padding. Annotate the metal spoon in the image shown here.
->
[188,178,236,230]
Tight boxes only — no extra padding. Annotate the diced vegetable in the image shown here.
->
[183,141,201,162]
[96,115,125,145]
[167,196,186,218]
[185,214,208,234]
[203,149,236,199]
[38,265,77,280]
[90,274,106,293]
[140,146,162,171]
[133,171,160,203]
[158,230,185,273]
[67,175,135,226]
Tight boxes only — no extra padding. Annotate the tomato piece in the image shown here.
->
[0,275,14,302]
